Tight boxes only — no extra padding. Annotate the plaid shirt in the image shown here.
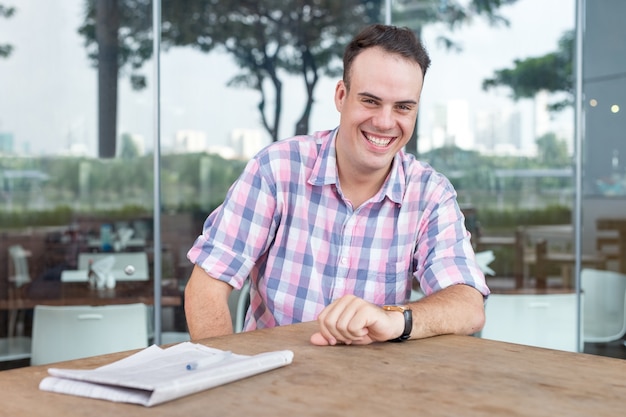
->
[188,129,490,331]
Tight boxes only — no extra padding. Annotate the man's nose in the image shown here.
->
[372,106,394,130]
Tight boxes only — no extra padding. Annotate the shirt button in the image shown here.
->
[341,257,348,265]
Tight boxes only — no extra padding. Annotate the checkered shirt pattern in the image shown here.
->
[188,129,490,331]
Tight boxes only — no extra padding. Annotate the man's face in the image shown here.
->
[334,46,424,179]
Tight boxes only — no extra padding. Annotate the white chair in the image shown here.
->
[235,280,251,333]
[0,336,32,362]
[8,245,31,288]
[154,279,249,345]
[481,292,580,352]
[1,245,32,362]
[581,268,626,344]
[30,303,149,365]
[228,280,251,333]
[7,245,32,339]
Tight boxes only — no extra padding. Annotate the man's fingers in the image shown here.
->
[309,332,331,346]
[315,295,376,344]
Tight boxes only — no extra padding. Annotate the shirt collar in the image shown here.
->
[308,129,339,186]
[309,128,406,205]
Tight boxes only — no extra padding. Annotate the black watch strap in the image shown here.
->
[382,305,412,342]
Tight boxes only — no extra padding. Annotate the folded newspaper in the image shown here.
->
[39,342,294,407]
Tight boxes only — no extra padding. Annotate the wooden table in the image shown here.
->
[0,281,182,310]
[597,217,626,274]
[0,321,624,416]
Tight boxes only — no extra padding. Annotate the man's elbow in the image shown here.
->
[458,286,487,335]
[466,303,486,335]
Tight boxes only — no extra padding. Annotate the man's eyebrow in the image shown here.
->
[357,91,417,105]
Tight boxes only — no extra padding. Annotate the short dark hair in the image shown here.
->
[343,24,431,90]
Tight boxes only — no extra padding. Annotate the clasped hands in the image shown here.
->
[310,294,406,346]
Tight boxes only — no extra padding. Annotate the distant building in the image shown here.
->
[423,100,473,151]
[174,130,207,153]
[206,145,237,159]
[231,128,269,160]
[534,90,552,139]
[0,132,15,154]
[475,107,525,156]
[66,142,89,157]
[127,133,146,156]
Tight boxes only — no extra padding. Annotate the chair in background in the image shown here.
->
[161,278,250,344]
[227,280,251,333]
[7,245,32,338]
[8,245,31,289]
[0,336,32,363]
[481,292,580,352]
[581,268,626,344]
[30,303,148,366]
[0,245,33,363]
[534,239,605,289]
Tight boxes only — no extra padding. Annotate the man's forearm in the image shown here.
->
[184,265,235,340]
[407,284,486,339]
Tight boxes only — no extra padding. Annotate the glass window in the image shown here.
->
[2,0,624,369]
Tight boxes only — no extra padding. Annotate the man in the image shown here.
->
[185,24,490,346]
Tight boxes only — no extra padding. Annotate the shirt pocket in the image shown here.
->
[363,259,411,305]
[383,259,412,285]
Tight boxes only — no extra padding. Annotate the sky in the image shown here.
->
[0,0,575,156]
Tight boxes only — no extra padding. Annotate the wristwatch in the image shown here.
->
[382,305,412,342]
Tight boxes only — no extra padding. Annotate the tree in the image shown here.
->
[79,0,153,158]
[482,30,574,112]
[0,3,16,58]
[119,133,140,159]
[391,0,519,155]
[79,0,518,157]
[80,0,382,144]
[535,132,569,168]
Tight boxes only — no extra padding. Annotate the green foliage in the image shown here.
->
[77,0,519,142]
[482,30,574,111]
[119,133,140,159]
[0,205,153,229]
[0,3,16,58]
[0,137,575,231]
[393,0,517,49]
[535,132,570,168]
[479,205,572,230]
[0,151,247,223]
[421,129,573,197]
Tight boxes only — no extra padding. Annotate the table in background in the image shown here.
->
[0,281,182,310]
[597,217,626,274]
[0,321,624,416]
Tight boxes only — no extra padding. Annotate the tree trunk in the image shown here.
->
[294,48,318,136]
[405,27,424,158]
[96,0,120,158]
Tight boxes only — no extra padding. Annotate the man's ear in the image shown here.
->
[334,80,347,112]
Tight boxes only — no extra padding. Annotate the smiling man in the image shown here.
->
[185,24,490,346]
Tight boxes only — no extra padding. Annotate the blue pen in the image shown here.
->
[185,351,232,371]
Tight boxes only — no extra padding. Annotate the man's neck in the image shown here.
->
[337,167,389,209]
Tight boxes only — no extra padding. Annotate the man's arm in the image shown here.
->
[184,264,235,340]
[310,284,485,346]
[404,283,485,338]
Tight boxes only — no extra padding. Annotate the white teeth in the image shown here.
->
[365,134,392,146]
